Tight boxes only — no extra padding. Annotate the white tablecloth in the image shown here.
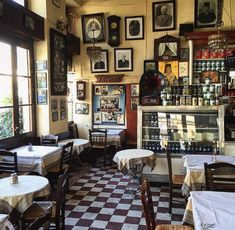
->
[10,145,62,175]
[113,149,154,171]
[191,191,235,230]
[0,175,50,213]
[0,214,14,230]
[58,138,90,155]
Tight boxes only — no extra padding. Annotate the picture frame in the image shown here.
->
[158,61,179,86]
[37,89,47,105]
[59,99,66,110]
[152,0,176,32]
[90,50,109,73]
[75,103,89,115]
[154,35,180,60]
[179,61,189,77]
[36,72,47,88]
[77,81,86,100]
[52,111,58,122]
[50,28,67,95]
[114,48,133,72]
[52,0,60,8]
[144,60,157,72]
[194,0,223,28]
[81,13,105,44]
[112,85,124,95]
[35,60,47,71]
[60,109,66,120]
[51,99,58,111]
[131,97,139,110]
[24,15,35,31]
[180,48,189,60]
[131,84,139,97]
[125,16,144,40]
[94,112,102,124]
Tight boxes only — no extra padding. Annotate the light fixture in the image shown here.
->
[208,21,228,49]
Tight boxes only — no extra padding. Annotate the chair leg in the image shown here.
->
[169,185,172,214]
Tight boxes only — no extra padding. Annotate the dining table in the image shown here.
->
[183,191,235,229]
[181,154,235,197]
[10,145,62,175]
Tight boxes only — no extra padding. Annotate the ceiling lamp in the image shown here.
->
[208,21,228,49]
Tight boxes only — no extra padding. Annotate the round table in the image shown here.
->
[113,149,154,172]
[0,175,50,213]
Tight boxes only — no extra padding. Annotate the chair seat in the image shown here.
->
[172,175,185,185]
[156,224,193,230]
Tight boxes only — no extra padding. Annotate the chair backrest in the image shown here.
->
[129,158,143,176]
[204,162,235,192]
[40,134,58,146]
[54,167,69,229]
[166,149,173,185]
[0,149,18,174]
[89,129,107,148]
[59,141,74,172]
[140,178,156,230]
[70,123,79,138]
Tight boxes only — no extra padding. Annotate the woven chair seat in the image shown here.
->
[172,175,185,185]
[156,224,193,230]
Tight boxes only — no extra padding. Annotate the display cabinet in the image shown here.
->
[137,105,225,155]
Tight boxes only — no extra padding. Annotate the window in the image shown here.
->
[12,0,26,7]
[67,73,75,122]
[0,35,35,146]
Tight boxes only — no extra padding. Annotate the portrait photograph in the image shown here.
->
[152,0,176,32]
[114,48,133,72]
[194,0,223,28]
[179,61,189,77]
[94,112,102,124]
[52,111,58,122]
[60,109,66,120]
[131,84,139,97]
[180,48,189,60]
[144,60,157,72]
[81,13,105,43]
[90,50,109,73]
[75,103,89,115]
[36,72,47,88]
[60,99,66,110]
[159,61,179,86]
[131,97,139,110]
[125,16,144,40]
[51,99,58,111]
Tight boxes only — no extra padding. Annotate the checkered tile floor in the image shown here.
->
[65,165,186,230]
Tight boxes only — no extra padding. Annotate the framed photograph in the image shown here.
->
[154,35,180,60]
[24,15,35,31]
[131,97,139,110]
[60,99,66,110]
[179,61,189,77]
[201,71,219,83]
[35,60,47,71]
[114,48,133,72]
[112,85,124,95]
[94,112,102,124]
[50,28,67,95]
[180,48,189,60]
[152,0,176,32]
[158,61,179,86]
[90,50,108,73]
[125,16,144,40]
[144,60,157,72]
[194,0,223,28]
[37,89,47,104]
[75,103,89,115]
[51,99,58,111]
[60,109,66,120]
[94,85,108,96]
[131,84,139,97]
[36,72,47,88]
[81,13,105,44]
[52,0,60,8]
[52,111,58,122]
[117,113,125,125]
[77,81,86,100]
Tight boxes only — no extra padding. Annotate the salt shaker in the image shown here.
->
[28,142,33,151]
[10,173,18,184]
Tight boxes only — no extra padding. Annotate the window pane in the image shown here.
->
[0,42,12,75]
[17,47,30,76]
[18,77,31,105]
[0,108,14,139]
[19,105,32,134]
[12,0,25,7]
[0,75,13,107]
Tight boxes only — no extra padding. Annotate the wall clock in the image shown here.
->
[107,15,121,47]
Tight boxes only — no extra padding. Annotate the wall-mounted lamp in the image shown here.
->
[56,18,68,32]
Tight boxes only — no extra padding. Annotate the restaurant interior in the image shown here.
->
[0,0,235,229]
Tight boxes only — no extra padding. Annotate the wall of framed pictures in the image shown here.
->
[92,84,126,127]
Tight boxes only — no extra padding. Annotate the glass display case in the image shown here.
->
[137,105,225,155]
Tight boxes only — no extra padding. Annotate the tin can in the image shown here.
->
[205,78,211,85]
[210,99,216,106]
[166,93,172,100]
[209,85,215,93]
[194,49,202,59]
[180,95,186,106]
[202,49,210,59]
[198,97,204,106]
[192,97,198,106]
[160,92,167,100]
[204,99,210,106]
[203,85,209,93]
[218,49,225,58]
[210,49,218,59]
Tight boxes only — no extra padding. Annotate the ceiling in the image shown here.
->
[65,0,82,7]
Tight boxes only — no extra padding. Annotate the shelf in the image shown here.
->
[194,58,225,61]
[193,70,227,73]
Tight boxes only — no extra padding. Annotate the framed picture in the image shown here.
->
[52,0,60,8]
[37,89,47,104]
[36,72,47,88]
[24,15,35,31]
[158,61,179,86]
[125,16,144,40]
[50,28,67,95]
[94,85,108,96]
[194,0,223,28]
[144,60,157,72]
[114,48,133,72]
[60,99,66,110]
[77,81,86,100]
[51,99,58,111]
[60,109,66,120]
[112,85,124,95]
[90,50,108,73]
[131,97,139,110]
[52,111,58,122]
[35,60,47,71]
[94,112,102,124]
[180,48,189,60]
[179,61,189,77]
[201,71,219,83]
[75,103,89,115]
[131,84,139,96]
[152,0,176,32]
[154,35,180,60]
[81,13,105,44]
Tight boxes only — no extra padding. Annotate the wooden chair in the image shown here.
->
[70,123,79,138]
[22,168,69,230]
[0,149,18,178]
[166,150,185,214]
[204,162,235,192]
[89,129,112,167]
[141,178,193,230]
[40,134,58,146]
